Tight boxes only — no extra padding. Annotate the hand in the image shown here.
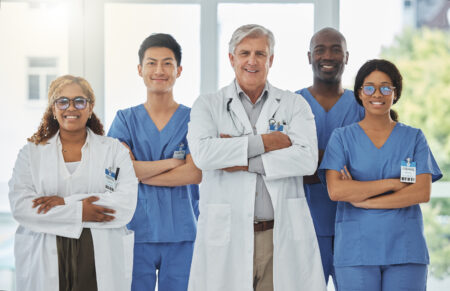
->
[121,142,136,161]
[222,166,249,172]
[220,134,232,138]
[340,166,353,180]
[261,131,292,152]
[33,196,65,214]
[82,196,115,222]
[390,179,408,192]
[351,200,369,209]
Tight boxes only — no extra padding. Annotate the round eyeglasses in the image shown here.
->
[361,85,395,96]
[54,97,91,110]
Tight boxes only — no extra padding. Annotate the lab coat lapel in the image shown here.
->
[224,83,252,134]
[256,85,281,134]
[38,134,59,196]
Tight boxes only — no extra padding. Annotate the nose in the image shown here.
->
[67,99,77,110]
[322,48,333,60]
[248,53,257,65]
[155,62,164,74]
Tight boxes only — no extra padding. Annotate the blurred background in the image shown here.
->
[0,0,449,290]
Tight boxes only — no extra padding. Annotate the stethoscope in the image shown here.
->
[227,98,248,136]
[227,97,284,134]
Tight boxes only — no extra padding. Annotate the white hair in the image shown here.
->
[228,24,275,56]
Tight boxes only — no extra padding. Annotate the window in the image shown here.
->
[27,57,58,101]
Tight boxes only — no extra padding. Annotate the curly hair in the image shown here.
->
[28,75,104,145]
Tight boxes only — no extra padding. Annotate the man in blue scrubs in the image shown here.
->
[295,27,364,289]
[108,33,202,291]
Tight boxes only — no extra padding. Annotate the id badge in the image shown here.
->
[173,143,186,160]
[105,168,116,192]
[400,158,416,183]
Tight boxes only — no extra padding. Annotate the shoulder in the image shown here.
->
[116,104,143,118]
[193,84,234,109]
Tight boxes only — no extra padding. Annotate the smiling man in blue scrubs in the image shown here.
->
[295,27,364,289]
[108,33,202,291]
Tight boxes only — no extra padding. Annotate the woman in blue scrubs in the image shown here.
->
[319,59,442,291]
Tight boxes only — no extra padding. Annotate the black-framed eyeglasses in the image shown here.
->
[54,96,91,110]
[361,85,395,96]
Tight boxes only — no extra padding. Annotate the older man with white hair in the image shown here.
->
[187,24,326,291]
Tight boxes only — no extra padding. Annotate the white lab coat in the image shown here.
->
[187,81,327,291]
[8,129,138,291]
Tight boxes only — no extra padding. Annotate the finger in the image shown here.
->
[340,169,346,180]
[39,198,56,213]
[99,207,116,214]
[85,196,100,203]
[43,200,60,214]
[344,166,352,179]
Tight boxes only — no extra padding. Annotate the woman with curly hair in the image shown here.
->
[9,75,138,291]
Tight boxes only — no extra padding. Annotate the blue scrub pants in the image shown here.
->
[335,263,427,291]
[131,241,194,291]
[317,235,338,289]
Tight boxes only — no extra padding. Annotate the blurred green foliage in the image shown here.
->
[381,28,450,279]
[381,28,450,181]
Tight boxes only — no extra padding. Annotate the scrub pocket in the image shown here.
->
[122,230,134,279]
[287,197,315,241]
[334,221,362,265]
[206,204,231,246]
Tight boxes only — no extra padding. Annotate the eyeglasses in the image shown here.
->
[54,97,90,110]
[361,85,395,96]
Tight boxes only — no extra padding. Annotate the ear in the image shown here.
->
[138,64,143,77]
[308,51,312,64]
[345,51,349,65]
[176,65,183,78]
[269,54,274,68]
[229,53,235,68]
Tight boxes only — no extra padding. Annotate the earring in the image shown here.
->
[89,114,92,119]
[53,115,56,120]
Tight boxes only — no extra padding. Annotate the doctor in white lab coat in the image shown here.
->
[187,24,326,291]
[8,75,138,291]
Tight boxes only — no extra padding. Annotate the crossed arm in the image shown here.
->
[220,131,292,172]
[122,142,202,186]
[326,166,431,209]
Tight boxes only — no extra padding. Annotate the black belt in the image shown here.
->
[254,220,274,232]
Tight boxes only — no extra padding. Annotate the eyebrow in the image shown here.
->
[363,81,393,85]
[146,57,175,61]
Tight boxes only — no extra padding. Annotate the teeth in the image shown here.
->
[245,69,257,73]
[65,116,78,119]
[323,65,333,69]
[371,102,383,105]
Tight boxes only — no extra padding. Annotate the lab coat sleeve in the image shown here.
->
[8,144,84,239]
[64,142,138,229]
[262,95,318,180]
[187,94,249,170]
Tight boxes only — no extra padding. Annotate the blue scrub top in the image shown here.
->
[108,104,199,243]
[319,123,442,267]
[295,88,364,236]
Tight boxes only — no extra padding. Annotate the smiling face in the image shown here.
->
[138,46,182,94]
[52,83,93,135]
[229,36,273,98]
[309,30,348,84]
[358,70,396,117]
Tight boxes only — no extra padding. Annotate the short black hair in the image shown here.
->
[138,33,182,66]
[354,59,403,121]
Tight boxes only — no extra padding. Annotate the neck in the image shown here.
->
[310,79,344,98]
[145,92,178,113]
[240,84,265,104]
[360,113,395,130]
[59,128,87,145]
